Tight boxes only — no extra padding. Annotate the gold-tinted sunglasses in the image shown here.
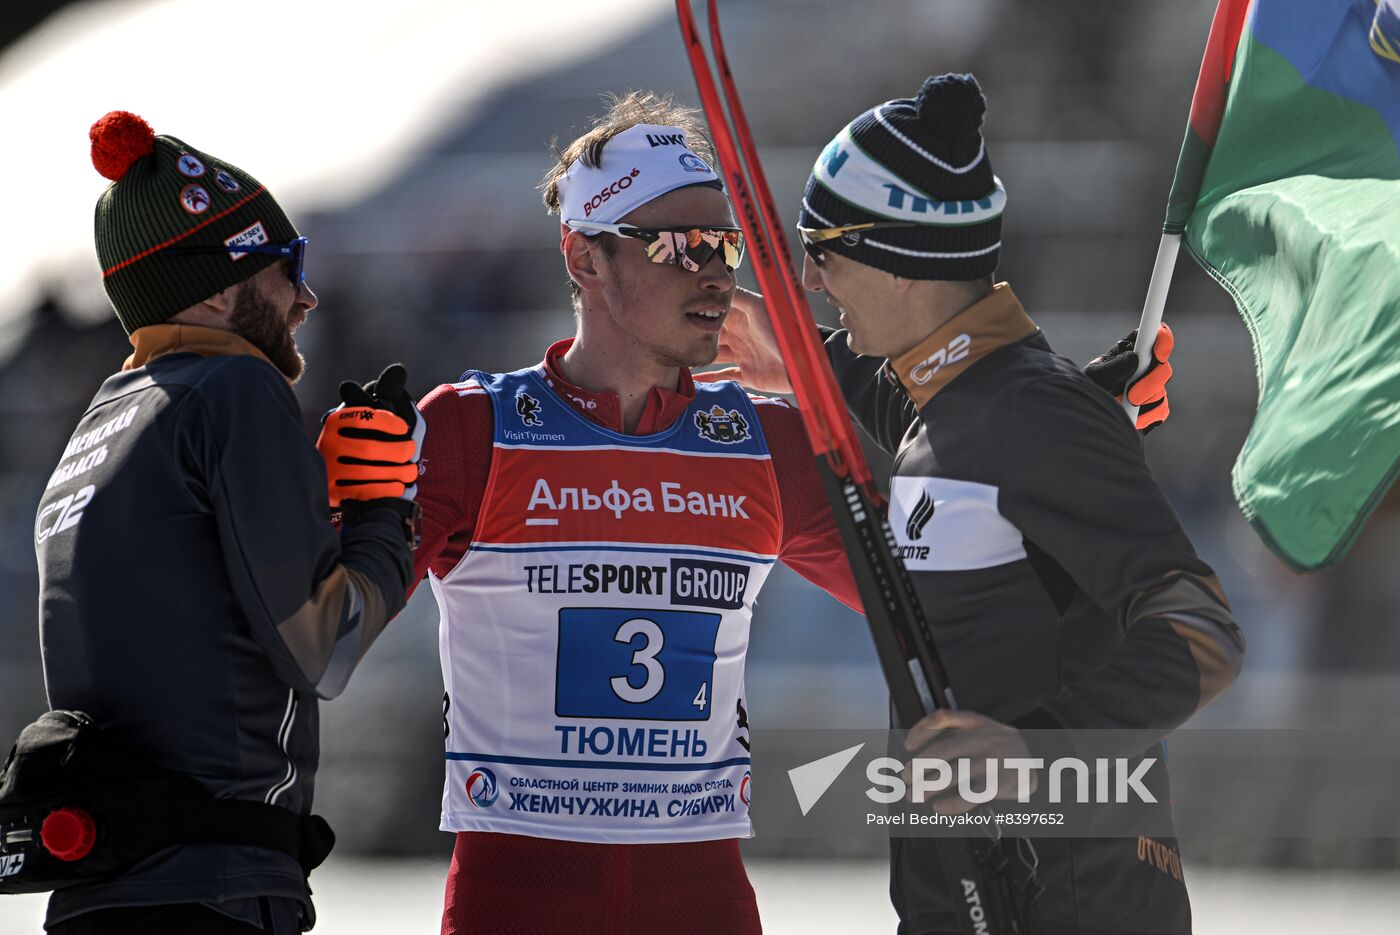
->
[796,221,918,266]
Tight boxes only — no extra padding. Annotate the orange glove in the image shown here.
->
[316,364,424,507]
[1083,324,1174,433]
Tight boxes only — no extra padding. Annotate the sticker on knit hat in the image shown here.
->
[224,220,268,260]
[177,153,205,178]
[180,184,211,214]
[213,169,239,193]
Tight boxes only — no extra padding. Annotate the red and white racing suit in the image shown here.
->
[413,339,860,934]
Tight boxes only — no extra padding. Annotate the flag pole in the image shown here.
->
[1124,232,1182,422]
[1126,0,1251,421]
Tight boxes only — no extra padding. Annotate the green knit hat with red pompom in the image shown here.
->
[90,111,300,334]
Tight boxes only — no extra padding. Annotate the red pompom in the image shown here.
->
[90,110,155,181]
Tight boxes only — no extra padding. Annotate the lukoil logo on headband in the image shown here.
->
[583,168,641,216]
[678,152,710,173]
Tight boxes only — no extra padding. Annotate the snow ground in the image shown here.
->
[2,858,1396,933]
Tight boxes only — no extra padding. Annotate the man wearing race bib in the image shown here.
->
[367,92,861,934]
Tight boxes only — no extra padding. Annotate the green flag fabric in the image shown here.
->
[1167,0,1400,571]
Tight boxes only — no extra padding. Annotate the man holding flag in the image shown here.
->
[355,93,866,935]
[708,73,1246,934]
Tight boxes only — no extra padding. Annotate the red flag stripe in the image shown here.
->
[1188,0,1254,145]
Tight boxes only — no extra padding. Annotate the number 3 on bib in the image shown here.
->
[556,607,721,721]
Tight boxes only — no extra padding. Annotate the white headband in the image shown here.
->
[558,124,722,229]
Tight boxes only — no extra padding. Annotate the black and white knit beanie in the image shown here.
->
[799,73,1004,281]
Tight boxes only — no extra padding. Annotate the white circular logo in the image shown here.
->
[177,154,205,178]
[180,184,211,214]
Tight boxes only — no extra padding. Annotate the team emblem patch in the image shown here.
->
[678,151,710,173]
[177,153,205,177]
[695,405,749,444]
[179,184,211,214]
[465,767,499,808]
[516,392,543,427]
[214,168,240,192]
[905,490,936,540]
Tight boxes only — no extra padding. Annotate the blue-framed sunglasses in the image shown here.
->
[164,236,309,288]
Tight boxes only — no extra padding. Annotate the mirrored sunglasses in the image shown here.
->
[568,220,745,273]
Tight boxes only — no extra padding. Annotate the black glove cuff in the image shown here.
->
[336,498,421,549]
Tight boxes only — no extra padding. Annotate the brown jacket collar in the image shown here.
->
[123,323,280,379]
[883,283,1038,408]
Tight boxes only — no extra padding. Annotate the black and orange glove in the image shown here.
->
[316,363,426,508]
[1083,323,1174,434]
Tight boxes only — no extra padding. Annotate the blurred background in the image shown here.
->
[1,0,1397,930]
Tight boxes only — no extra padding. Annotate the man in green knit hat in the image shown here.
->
[89,110,313,380]
[28,111,424,934]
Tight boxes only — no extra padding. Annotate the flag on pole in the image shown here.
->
[1166,0,1400,572]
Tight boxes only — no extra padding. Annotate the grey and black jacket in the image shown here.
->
[826,285,1244,935]
[35,324,413,930]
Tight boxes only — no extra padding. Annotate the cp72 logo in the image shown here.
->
[35,485,96,544]
[908,333,972,385]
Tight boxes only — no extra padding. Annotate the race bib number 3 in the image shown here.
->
[556,607,721,721]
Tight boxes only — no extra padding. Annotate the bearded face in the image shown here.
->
[229,267,306,382]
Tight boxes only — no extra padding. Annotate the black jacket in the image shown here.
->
[827,286,1244,935]
[35,326,413,928]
